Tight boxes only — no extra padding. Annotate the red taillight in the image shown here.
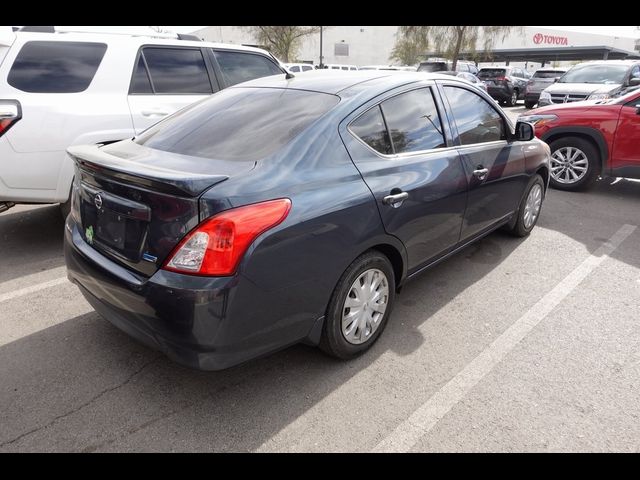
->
[496,76,506,82]
[163,198,292,276]
[0,101,21,139]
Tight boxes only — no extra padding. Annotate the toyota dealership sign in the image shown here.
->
[533,33,569,45]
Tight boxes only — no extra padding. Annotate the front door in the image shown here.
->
[611,94,640,176]
[439,83,531,241]
[342,85,468,272]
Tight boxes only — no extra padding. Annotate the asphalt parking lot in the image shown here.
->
[1,103,640,452]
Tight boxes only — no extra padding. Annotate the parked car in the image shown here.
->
[519,88,640,191]
[360,65,415,71]
[284,63,314,73]
[524,68,567,109]
[417,60,478,75]
[322,64,358,71]
[0,26,286,216]
[64,71,549,370]
[440,71,488,92]
[538,60,640,107]
[477,66,529,106]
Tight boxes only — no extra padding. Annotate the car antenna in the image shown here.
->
[285,71,295,80]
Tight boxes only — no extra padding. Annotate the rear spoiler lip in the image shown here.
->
[67,144,229,197]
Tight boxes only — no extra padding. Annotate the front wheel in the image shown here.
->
[319,251,396,359]
[548,137,600,191]
[524,100,536,109]
[504,174,545,237]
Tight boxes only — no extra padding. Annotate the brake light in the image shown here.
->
[496,76,507,82]
[0,101,21,139]
[163,198,292,276]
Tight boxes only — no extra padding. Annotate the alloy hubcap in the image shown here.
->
[512,92,517,104]
[551,147,588,184]
[342,268,389,345]
[523,184,542,229]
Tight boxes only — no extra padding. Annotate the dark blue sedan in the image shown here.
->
[64,71,550,370]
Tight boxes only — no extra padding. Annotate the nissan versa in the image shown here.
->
[64,71,550,370]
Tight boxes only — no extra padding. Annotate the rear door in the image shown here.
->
[341,84,468,272]
[439,82,530,240]
[127,46,217,134]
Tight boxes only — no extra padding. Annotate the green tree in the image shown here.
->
[389,33,428,66]
[241,26,321,62]
[395,26,524,70]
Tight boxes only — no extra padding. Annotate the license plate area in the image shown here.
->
[79,184,150,262]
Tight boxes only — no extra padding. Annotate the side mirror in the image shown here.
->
[515,121,535,141]
[629,78,640,87]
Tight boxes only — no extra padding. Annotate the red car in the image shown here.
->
[519,89,640,191]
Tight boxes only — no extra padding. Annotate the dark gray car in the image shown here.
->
[64,71,550,370]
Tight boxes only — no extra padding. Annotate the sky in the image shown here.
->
[37,26,640,39]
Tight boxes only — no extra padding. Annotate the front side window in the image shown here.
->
[8,41,107,93]
[350,106,393,155]
[136,87,338,162]
[141,47,212,94]
[302,65,313,72]
[213,50,282,86]
[443,86,505,145]
[380,88,446,153]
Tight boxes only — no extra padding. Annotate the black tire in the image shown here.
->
[548,136,600,191]
[504,174,545,238]
[319,250,396,360]
[506,89,518,107]
[524,100,536,109]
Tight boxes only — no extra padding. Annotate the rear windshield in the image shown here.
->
[478,69,506,79]
[136,87,339,161]
[418,62,447,72]
[8,41,107,93]
[532,70,564,79]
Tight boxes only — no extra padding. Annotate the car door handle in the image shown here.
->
[141,109,170,118]
[473,167,489,180]
[382,191,409,208]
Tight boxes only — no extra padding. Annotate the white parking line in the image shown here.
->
[0,276,68,304]
[373,224,637,453]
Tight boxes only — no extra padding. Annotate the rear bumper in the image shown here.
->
[486,85,513,101]
[64,217,318,370]
[525,92,541,103]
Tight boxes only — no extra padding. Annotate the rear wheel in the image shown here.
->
[524,100,536,109]
[506,89,518,107]
[319,251,395,359]
[549,137,600,191]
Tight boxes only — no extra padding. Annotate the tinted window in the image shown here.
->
[302,65,313,72]
[137,88,338,161]
[418,62,448,73]
[8,41,106,93]
[443,86,505,145]
[478,69,506,79]
[290,66,300,72]
[380,88,445,153]
[350,106,393,155]
[142,47,212,94]
[130,55,152,94]
[533,70,565,79]
[630,66,640,79]
[214,50,282,86]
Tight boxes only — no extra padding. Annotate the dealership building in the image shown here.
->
[193,26,639,69]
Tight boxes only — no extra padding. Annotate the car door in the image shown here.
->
[511,68,527,94]
[211,49,285,87]
[610,93,640,175]
[340,85,468,272]
[439,82,530,241]
[127,46,217,134]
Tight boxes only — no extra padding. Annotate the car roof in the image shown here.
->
[234,70,459,95]
[573,60,640,66]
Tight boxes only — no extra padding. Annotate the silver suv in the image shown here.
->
[538,60,640,106]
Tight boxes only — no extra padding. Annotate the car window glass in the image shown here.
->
[142,47,212,94]
[443,86,505,145]
[8,41,107,93]
[302,65,313,72]
[214,50,282,86]
[350,106,393,155]
[130,55,152,94]
[137,87,338,162]
[380,88,446,153]
[630,66,640,79]
[290,66,300,72]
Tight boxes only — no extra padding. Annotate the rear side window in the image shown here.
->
[136,88,338,161]
[350,106,393,155]
[8,41,107,93]
[533,70,564,79]
[302,65,313,72]
[139,47,212,94]
[443,86,505,145]
[213,50,282,86]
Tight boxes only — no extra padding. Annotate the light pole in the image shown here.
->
[319,26,324,68]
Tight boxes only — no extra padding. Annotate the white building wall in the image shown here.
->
[192,26,638,68]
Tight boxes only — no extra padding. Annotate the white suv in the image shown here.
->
[0,26,285,215]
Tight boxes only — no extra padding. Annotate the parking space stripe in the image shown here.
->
[0,276,68,304]
[373,224,637,453]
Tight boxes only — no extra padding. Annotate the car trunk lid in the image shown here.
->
[68,140,256,276]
